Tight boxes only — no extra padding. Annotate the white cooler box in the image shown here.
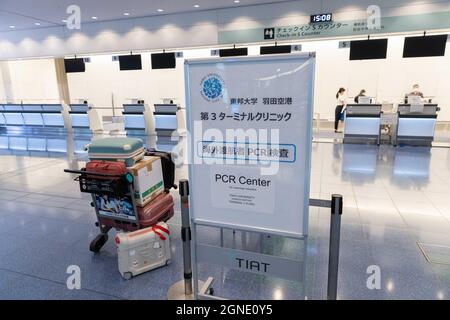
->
[115,222,171,280]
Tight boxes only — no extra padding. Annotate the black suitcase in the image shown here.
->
[145,149,177,191]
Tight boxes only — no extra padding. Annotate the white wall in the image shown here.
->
[62,36,450,121]
[0,58,60,103]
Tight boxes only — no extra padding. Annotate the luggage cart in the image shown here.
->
[64,168,141,253]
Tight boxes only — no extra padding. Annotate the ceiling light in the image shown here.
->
[194,4,200,8]
[91,16,98,20]
[62,19,67,23]
[9,25,15,29]
[234,0,240,3]
[123,12,130,16]
[157,9,164,12]
[35,22,41,26]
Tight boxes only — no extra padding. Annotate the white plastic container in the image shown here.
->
[115,222,171,280]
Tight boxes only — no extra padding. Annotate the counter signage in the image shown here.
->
[219,11,450,44]
[185,54,315,236]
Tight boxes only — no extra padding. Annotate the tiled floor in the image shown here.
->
[1,135,450,299]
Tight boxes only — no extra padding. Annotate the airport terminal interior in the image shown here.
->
[1,0,450,300]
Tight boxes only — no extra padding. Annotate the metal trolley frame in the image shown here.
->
[64,168,141,252]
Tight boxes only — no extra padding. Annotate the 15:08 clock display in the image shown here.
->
[310,13,333,23]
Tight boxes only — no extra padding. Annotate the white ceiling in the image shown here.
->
[0,0,294,32]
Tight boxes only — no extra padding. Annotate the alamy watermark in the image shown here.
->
[65,5,81,30]
[367,5,381,30]
[66,265,81,290]
[366,265,381,290]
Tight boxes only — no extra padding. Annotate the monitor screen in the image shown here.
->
[119,54,142,71]
[350,39,388,60]
[260,45,292,55]
[403,35,447,58]
[219,47,248,57]
[151,52,176,69]
[64,58,86,73]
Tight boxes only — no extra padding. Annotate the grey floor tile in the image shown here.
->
[0,141,450,300]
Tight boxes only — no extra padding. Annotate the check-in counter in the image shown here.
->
[0,105,5,126]
[2,104,24,126]
[122,103,154,135]
[154,104,179,141]
[394,104,438,146]
[68,103,104,134]
[41,104,65,127]
[343,104,382,145]
[69,104,90,129]
[0,103,66,129]
[0,134,90,155]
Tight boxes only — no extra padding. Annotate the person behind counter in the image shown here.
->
[354,89,366,103]
[335,87,347,133]
[409,84,424,98]
[404,84,424,103]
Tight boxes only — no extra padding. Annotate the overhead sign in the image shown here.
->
[185,54,315,237]
[219,11,450,44]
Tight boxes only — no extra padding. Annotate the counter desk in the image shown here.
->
[394,104,438,147]
[343,104,382,145]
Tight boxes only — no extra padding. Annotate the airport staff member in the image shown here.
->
[354,89,366,103]
[409,84,424,98]
[404,84,424,103]
[335,87,347,133]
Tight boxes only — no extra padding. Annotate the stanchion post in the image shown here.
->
[327,194,343,300]
[179,179,193,295]
[167,179,206,300]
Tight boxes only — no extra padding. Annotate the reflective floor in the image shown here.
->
[0,134,450,299]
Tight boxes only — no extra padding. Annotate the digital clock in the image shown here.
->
[310,13,333,23]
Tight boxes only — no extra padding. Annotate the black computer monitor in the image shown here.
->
[119,54,142,70]
[350,39,388,60]
[260,45,292,55]
[64,58,86,73]
[219,47,248,57]
[403,35,447,58]
[151,52,176,69]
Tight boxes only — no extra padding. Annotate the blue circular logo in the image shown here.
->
[201,74,224,101]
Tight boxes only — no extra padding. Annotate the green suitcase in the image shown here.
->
[86,137,145,167]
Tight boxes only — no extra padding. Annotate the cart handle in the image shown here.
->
[64,169,124,178]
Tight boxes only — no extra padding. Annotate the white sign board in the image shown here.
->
[185,54,315,237]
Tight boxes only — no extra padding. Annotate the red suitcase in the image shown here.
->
[98,192,174,232]
[137,192,174,227]
[85,160,128,177]
[81,160,129,195]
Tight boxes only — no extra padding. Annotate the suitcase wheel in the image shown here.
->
[165,259,171,266]
[89,234,109,253]
[122,272,133,280]
[208,288,214,296]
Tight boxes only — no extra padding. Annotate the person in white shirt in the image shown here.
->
[335,87,347,133]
